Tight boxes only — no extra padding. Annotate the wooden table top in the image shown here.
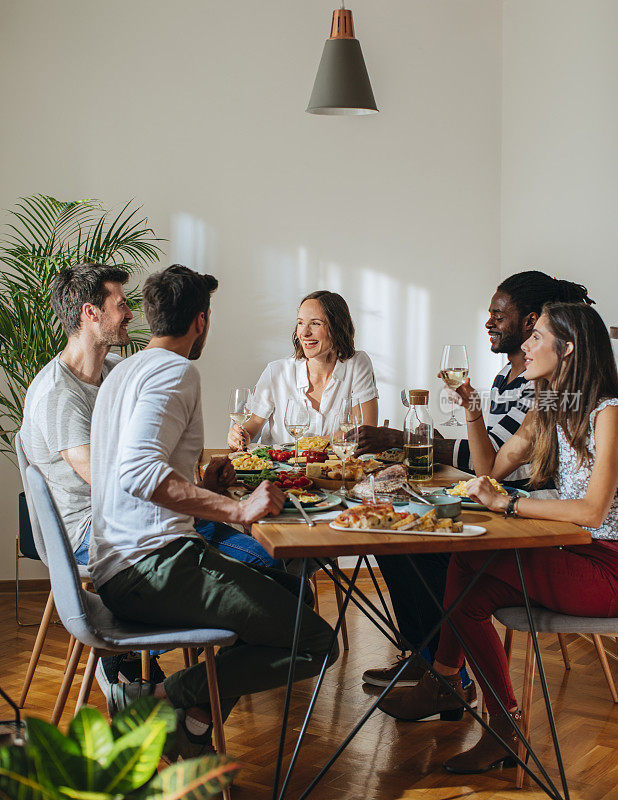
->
[201,451,591,559]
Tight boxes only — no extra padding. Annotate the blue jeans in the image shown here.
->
[193,520,283,569]
[74,521,282,570]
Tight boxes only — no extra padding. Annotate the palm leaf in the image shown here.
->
[0,194,164,464]
[101,722,166,794]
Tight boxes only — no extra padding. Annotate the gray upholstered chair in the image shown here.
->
[15,432,92,708]
[26,464,237,790]
[494,606,618,788]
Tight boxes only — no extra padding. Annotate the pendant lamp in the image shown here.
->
[306,5,378,115]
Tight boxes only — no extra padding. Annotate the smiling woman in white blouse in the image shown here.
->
[227,291,379,449]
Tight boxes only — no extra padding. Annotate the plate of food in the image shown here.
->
[434,478,530,510]
[241,469,313,491]
[329,504,486,536]
[283,489,325,509]
[229,452,275,473]
[306,456,383,489]
[346,464,411,505]
[375,448,405,464]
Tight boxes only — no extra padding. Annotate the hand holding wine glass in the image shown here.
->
[330,411,359,497]
[228,388,252,451]
[284,397,310,464]
[439,345,469,427]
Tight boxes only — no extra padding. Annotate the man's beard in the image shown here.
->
[491,331,523,355]
[188,329,207,360]
[100,323,130,348]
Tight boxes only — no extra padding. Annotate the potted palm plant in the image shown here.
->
[0,194,163,618]
[0,695,239,798]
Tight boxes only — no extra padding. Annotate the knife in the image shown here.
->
[287,493,316,526]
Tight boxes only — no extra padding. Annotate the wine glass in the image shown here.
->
[229,388,252,450]
[439,345,469,427]
[284,398,310,464]
[330,412,359,497]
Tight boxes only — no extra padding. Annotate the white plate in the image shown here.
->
[328,522,486,537]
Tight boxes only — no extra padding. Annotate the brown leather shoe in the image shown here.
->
[377,670,477,721]
[362,653,428,688]
[443,709,521,774]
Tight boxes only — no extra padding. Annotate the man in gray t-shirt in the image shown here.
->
[21,352,121,555]
[20,264,133,563]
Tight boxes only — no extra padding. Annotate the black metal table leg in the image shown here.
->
[272,557,308,800]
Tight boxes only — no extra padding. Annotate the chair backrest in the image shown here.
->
[15,433,47,565]
[25,465,92,641]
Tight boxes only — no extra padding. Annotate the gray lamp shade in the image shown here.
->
[307,38,378,115]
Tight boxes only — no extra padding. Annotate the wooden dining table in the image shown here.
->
[202,452,590,800]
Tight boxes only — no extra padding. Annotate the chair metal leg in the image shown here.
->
[204,645,231,800]
[592,634,618,703]
[18,589,55,707]
[557,634,571,670]
[332,573,349,651]
[51,640,84,725]
[141,650,151,681]
[516,632,537,789]
[76,649,98,713]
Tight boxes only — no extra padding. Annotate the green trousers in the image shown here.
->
[99,537,337,710]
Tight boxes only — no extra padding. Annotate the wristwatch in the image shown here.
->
[504,493,519,518]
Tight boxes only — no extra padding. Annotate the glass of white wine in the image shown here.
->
[229,388,252,450]
[284,397,310,465]
[439,344,469,427]
[330,413,359,497]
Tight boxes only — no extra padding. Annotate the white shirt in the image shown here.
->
[89,348,203,589]
[248,350,378,445]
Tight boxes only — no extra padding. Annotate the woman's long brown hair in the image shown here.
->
[529,302,618,487]
[293,290,356,361]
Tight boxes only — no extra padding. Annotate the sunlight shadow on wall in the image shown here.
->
[170,212,218,275]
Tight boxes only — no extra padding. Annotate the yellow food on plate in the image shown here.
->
[447,477,507,497]
[229,453,273,471]
[286,490,320,503]
[296,435,329,452]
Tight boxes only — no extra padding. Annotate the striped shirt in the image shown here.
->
[452,364,534,490]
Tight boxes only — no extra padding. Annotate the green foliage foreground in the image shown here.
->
[0,697,239,800]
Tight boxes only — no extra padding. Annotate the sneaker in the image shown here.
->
[95,658,116,716]
[163,709,214,763]
[107,679,155,716]
[377,669,477,722]
[362,653,428,688]
[117,655,166,684]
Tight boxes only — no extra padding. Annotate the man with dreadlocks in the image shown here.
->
[357,270,594,694]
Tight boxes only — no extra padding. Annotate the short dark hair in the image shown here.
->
[497,270,594,319]
[142,264,219,337]
[50,262,129,336]
[293,290,356,361]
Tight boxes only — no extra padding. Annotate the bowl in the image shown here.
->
[426,493,462,519]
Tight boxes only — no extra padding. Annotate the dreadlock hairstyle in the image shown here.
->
[497,270,595,319]
[528,302,618,488]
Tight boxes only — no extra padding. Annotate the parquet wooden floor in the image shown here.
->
[3,583,618,800]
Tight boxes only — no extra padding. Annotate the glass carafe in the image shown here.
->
[403,389,434,482]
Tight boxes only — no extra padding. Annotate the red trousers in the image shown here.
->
[434,540,618,714]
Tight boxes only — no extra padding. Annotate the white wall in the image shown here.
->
[501,0,618,330]
[0,0,503,579]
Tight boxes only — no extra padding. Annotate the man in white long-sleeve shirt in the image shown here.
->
[90,264,336,760]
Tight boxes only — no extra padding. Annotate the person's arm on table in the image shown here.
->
[356,425,402,456]
[466,405,618,527]
[358,398,378,427]
[152,471,284,525]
